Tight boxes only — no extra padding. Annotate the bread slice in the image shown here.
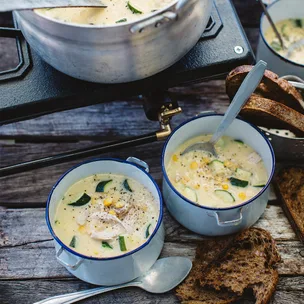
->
[275,167,304,243]
[240,94,304,137]
[176,237,240,304]
[226,65,304,114]
[199,228,280,304]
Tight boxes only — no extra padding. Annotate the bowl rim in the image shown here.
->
[46,157,163,261]
[161,113,276,211]
[20,0,179,29]
[259,0,304,68]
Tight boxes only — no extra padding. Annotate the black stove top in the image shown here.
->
[0,0,254,125]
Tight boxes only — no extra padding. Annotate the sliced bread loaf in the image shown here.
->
[275,167,304,243]
[226,65,304,114]
[240,94,304,137]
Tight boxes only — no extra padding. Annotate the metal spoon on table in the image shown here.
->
[0,0,107,12]
[181,60,267,157]
[33,257,192,304]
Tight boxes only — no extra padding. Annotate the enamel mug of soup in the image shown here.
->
[162,114,275,236]
[256,0,304,77]
[46,157,164,285]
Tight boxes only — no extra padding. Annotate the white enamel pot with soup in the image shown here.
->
[256,0,304,77]
[46,157,164,286]
[14,0,213,83]
[162,114,275,236]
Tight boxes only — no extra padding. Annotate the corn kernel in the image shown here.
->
[115,201,124,209]
[203,157,210,164]
[172,154,179,162]
[109,210,116,216]
[141,205,148,211]
[94,251,99,255]
[103,198,112,207]
[222,184,229,190]
[224,160,231,167]
[190,161,198,170]
[78,225,86,233]
[238,192,246,200]
[194,183,201,189]
[182,175,190,184]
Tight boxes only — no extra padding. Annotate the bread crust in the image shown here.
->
[226,65,304,114]
[275,167,304,243]
[240,94,304,137]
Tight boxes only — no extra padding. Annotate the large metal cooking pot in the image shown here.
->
[14,0,212,83]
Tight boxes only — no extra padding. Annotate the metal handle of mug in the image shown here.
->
[56,247,83,270]
[126,157,149,173]
[214,208,243,227]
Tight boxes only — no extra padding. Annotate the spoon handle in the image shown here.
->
[210,60,267,144]
[33,282,140,304]
[0,0,106,12]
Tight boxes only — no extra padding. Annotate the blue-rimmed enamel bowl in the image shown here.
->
[256,0,304,77]
[162,114,275,236]
[46,157,164,286]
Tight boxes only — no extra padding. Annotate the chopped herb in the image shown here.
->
[127,2,143,14]
[145,224,151,238]
[270,41,282,52]
[45,8,55,11]
[116,18,127,23]
[234,139,244,144]
[69,236,77,248]
[119,236,127,251]
[54,220,60,225]
[102,241,113,249]
[68,193,91,207]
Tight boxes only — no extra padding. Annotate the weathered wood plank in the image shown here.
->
[0,205,297,250]
[0,276,303,304]
[1,239,303,279]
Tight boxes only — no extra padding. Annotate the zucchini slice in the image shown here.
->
[69,236,77,248]
[209,160,225,174]
[119,236,127,251]
[96,180,112,192]
[127,1,143,14]
[295,19,302,28]
[235,168,252,181]
[215,190,235,204]
[183,187,197,203]
[123,179,133,192]
[253,184,266,188]
[270,41,282,51]
[68,193,91,206]
[102,241,113,249]
[145,223,151,238]
[229,177,249,188]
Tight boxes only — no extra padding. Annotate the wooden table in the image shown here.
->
[0,1,303,303]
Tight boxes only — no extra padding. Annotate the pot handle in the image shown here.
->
[214,208,243,227]
[126,156,149,172]
[130,0,192,34]
[56,247,83,270]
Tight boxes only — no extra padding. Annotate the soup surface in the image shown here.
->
[36,0,174,26]
[53,173,159,258]
[166,135,268,208]
[264,18,304,65]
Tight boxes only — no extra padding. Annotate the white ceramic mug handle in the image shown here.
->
[126,157,149,172]
[214,208,243,227]
[56,247,83,270]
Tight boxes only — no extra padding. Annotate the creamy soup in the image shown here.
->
[53,173,159,258]
[36,0,174,26]
[166,135,268,208]
[264,18,304,65]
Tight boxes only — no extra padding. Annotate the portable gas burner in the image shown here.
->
[0,0,255,176]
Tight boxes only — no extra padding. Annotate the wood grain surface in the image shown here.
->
[0,1,303,304]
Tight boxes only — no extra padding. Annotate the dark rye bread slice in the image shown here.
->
[226,65,304,114]
[199,228,280,304]
[240,94,304,137]
[176,237,239,304]
[275,167,304,243]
